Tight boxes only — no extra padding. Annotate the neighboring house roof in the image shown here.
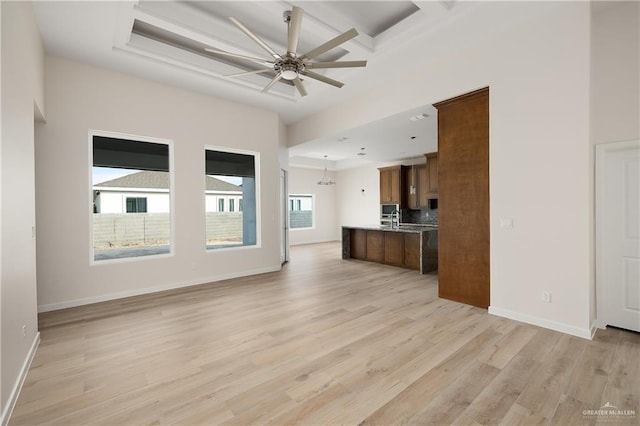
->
[95,170,241,191]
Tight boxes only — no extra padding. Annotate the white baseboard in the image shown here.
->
[590,320,599,339]
[38,266,281,313]
[1,332,40,426]
[488,306,593,340]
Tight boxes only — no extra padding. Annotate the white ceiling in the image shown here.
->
[32,1,486,169]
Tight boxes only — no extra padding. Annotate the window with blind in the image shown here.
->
[205,148,259,250]
[91,133,172,262]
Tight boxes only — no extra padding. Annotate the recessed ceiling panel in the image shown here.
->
[322,1,420,37]
[181,1,349,62]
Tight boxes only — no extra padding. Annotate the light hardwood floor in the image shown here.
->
[10,242,639,425]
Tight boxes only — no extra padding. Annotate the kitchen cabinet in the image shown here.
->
[350,229,367,260]
[404,233,421,270]
[384,232,405,267]
[405,164,434,209]
[433,87,489,309]
[379,165,405,206]
[342,226,437,273]
[366,230,385,263]
[425,152,438,199]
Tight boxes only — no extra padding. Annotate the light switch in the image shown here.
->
[500,218,513,229]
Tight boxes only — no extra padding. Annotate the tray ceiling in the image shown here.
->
[34,1,474,123]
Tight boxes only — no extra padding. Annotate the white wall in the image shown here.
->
[290,3,594,338]
[204,193,242,213]
[335,165,381,228]
[1,1,45,420]
[288,167,338,245]
[98,191,170,213]
[35,56,282,311]
[590,1,640,327]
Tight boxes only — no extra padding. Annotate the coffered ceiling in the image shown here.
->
[33,1,489,168]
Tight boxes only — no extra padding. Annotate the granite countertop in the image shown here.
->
[342,224,438,233]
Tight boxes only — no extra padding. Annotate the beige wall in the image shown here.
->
[335,165,381,229]
[35,56,282,311]
[1,1,45,419]
[288,167,338,245]
[290,2,594,337]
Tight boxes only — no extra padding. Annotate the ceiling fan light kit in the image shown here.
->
[205,6,367,97]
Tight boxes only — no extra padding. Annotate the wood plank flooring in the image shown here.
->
[10,242,640,425]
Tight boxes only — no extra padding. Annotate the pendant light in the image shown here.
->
[317,155,336,185]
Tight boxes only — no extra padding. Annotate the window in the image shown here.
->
[126,197,147,213]
[92,133,172,262]
[205,148,258,249]
[289,194,313,229]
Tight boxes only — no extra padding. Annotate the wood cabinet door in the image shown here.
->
[379,166,405,206]
[350,229,367,260]
[379,169,392,203]
[384,232,405,267]
[389,167,401,204]
[366,231,385,263]
[417,165,429,207]
[404,233,420,270]
[405,166,418,209]
[434,88,489,309]
[426,153,438,196]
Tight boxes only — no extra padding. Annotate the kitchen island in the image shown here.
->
[342,225,438,274]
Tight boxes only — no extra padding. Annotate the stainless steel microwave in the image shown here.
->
[380,204,400,225]
[381,204,399,216]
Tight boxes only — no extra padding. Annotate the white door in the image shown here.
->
[280,169,288,265]
[596,140,640,332]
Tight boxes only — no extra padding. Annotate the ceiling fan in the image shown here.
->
[205,6,367,97]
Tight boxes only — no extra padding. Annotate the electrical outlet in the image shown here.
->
[541,291,551,303]
[22,325,27,338]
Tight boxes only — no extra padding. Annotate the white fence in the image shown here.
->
[93,213,243,248]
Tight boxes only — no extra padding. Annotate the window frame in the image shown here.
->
[89,129,175,265]
[288,193,315,230]
[204,145,261,252]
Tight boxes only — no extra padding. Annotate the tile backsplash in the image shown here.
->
[402,208,439,225]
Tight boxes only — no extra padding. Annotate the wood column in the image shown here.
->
[433,88,490,308]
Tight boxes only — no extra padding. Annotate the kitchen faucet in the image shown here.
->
[391,209,400,228]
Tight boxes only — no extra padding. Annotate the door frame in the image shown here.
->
[280,169,289,265]
[595,139,640,329]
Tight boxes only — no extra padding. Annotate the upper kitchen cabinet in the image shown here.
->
[425,152,438,199]
[379,165,406,206]
[405,165,427,209]
[404,153,438,210]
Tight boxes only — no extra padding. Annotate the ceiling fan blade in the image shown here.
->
[307,60,367,69]
[301,70,344,88]
[287,6,303,57]
[262,73,283,93]
[226,69,274,78]
[205,48,274,67]
[300,28,359,61]
[293,77,307,97]
[229,17,282,60]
